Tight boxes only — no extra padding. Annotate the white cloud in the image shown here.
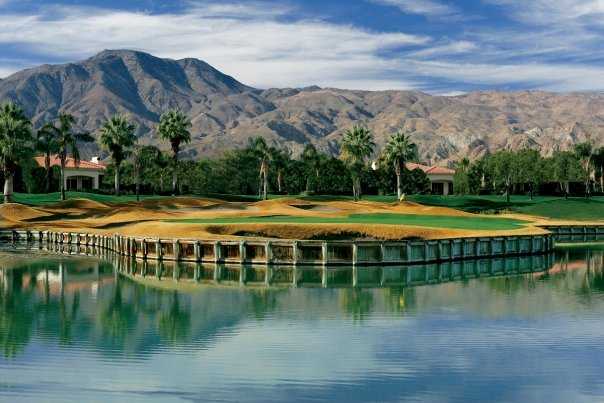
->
[371,0,458,17]
[487,0,604,25]
[408,59,604,91]
[407,40,478,58]
[0,4,428,89]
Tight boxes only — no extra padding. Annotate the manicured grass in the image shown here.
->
[170,213,527,231]
[13,192,167,206]
[406,195,604,221]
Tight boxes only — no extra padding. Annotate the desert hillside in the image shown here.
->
[1,49,603,165]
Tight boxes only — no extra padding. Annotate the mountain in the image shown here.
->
[1,49,603,165]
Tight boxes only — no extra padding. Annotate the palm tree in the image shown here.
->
[0,102,32,203]
[301,143,322,193]
[250,137,272,200]
[132,144,161,201]
[36,124,59,193]
[575,142,593,198]
[157,110,191,196]
[46,114,94,201]
[340,126,375,201]
[383,131,417,199]
[99,115,137,196]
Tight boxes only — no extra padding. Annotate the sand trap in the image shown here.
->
[0,203,51,221]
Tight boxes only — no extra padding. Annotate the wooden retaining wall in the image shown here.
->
[0,229,554,267]
[541,225,604,243]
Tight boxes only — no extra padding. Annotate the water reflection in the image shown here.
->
[1,244,604,402]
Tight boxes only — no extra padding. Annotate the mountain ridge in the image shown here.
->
[1,49,603,164]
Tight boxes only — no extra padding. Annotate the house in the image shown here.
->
[34,155,106,191]
[406,162,455,195]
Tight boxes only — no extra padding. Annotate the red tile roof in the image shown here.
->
[34,155,106,170]
[406,162,455,175]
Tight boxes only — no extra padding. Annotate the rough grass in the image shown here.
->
[170,213,526,231]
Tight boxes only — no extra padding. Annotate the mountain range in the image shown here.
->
[1,49,603,165]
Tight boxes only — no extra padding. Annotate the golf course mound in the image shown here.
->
[47,198,110,211]
[0,203,51,222]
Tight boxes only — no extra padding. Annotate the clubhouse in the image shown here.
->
[406,162,455,195]
[35,155,105,191]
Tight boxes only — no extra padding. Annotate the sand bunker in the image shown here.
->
[0,203,51,222]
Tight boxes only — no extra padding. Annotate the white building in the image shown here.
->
[35,155,106,191]
[406,162,455,195]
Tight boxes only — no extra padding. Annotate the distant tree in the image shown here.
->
[0,102,32,203]
[383,131,417,199]
[35,124,59,193]
[100,115,137,196]
[593,147,604,193]
[491,151,515,203]
[157,110,191,196]
[301,143,322,193]
[515,149,543,200]
[249,137,272,200]
[340,126,375,201]
[574,142,594,198]
[271,147,290,193]
[46,114,94,201]
[454,157,471,196]
[552,151,582,199]
[132,144,161,201]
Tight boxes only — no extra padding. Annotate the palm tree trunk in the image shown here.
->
[172,153,178,196]
[114,164,120,196]
[3,172,13,204]
[136,172,140,202]
[395,164,402,200]
[277,170,283,193]
[45,153,51,193]
[60,161,66,201]
[263,171,268,200]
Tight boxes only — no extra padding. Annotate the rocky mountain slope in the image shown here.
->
[1,49,603,165]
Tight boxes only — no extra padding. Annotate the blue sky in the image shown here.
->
[1,0,604,93]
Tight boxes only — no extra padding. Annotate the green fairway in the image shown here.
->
[170,213,527,231]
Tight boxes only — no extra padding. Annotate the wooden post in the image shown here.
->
[214,241,222,263]
[173,240,180,261]
[322,242,328,266]
[352,243,358,266]
[292,241,298,266]
[265,241,273,264]
[194,241,201,262]
[156,240,163,260]
[239,241,246,264]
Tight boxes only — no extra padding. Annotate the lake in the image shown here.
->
[1,244,604,402]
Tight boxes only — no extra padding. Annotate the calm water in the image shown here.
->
[1,245,604,403]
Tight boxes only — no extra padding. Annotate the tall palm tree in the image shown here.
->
[132,144,161,201]
[100,115,137,196]
[250,137,272,200]
[0,102,32,203]
[46,113,94,201]
[301,143,322,193]
[383,131,417,199]
[157,110,191,196]
[36,124,59,193]
[340,126,375,201]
